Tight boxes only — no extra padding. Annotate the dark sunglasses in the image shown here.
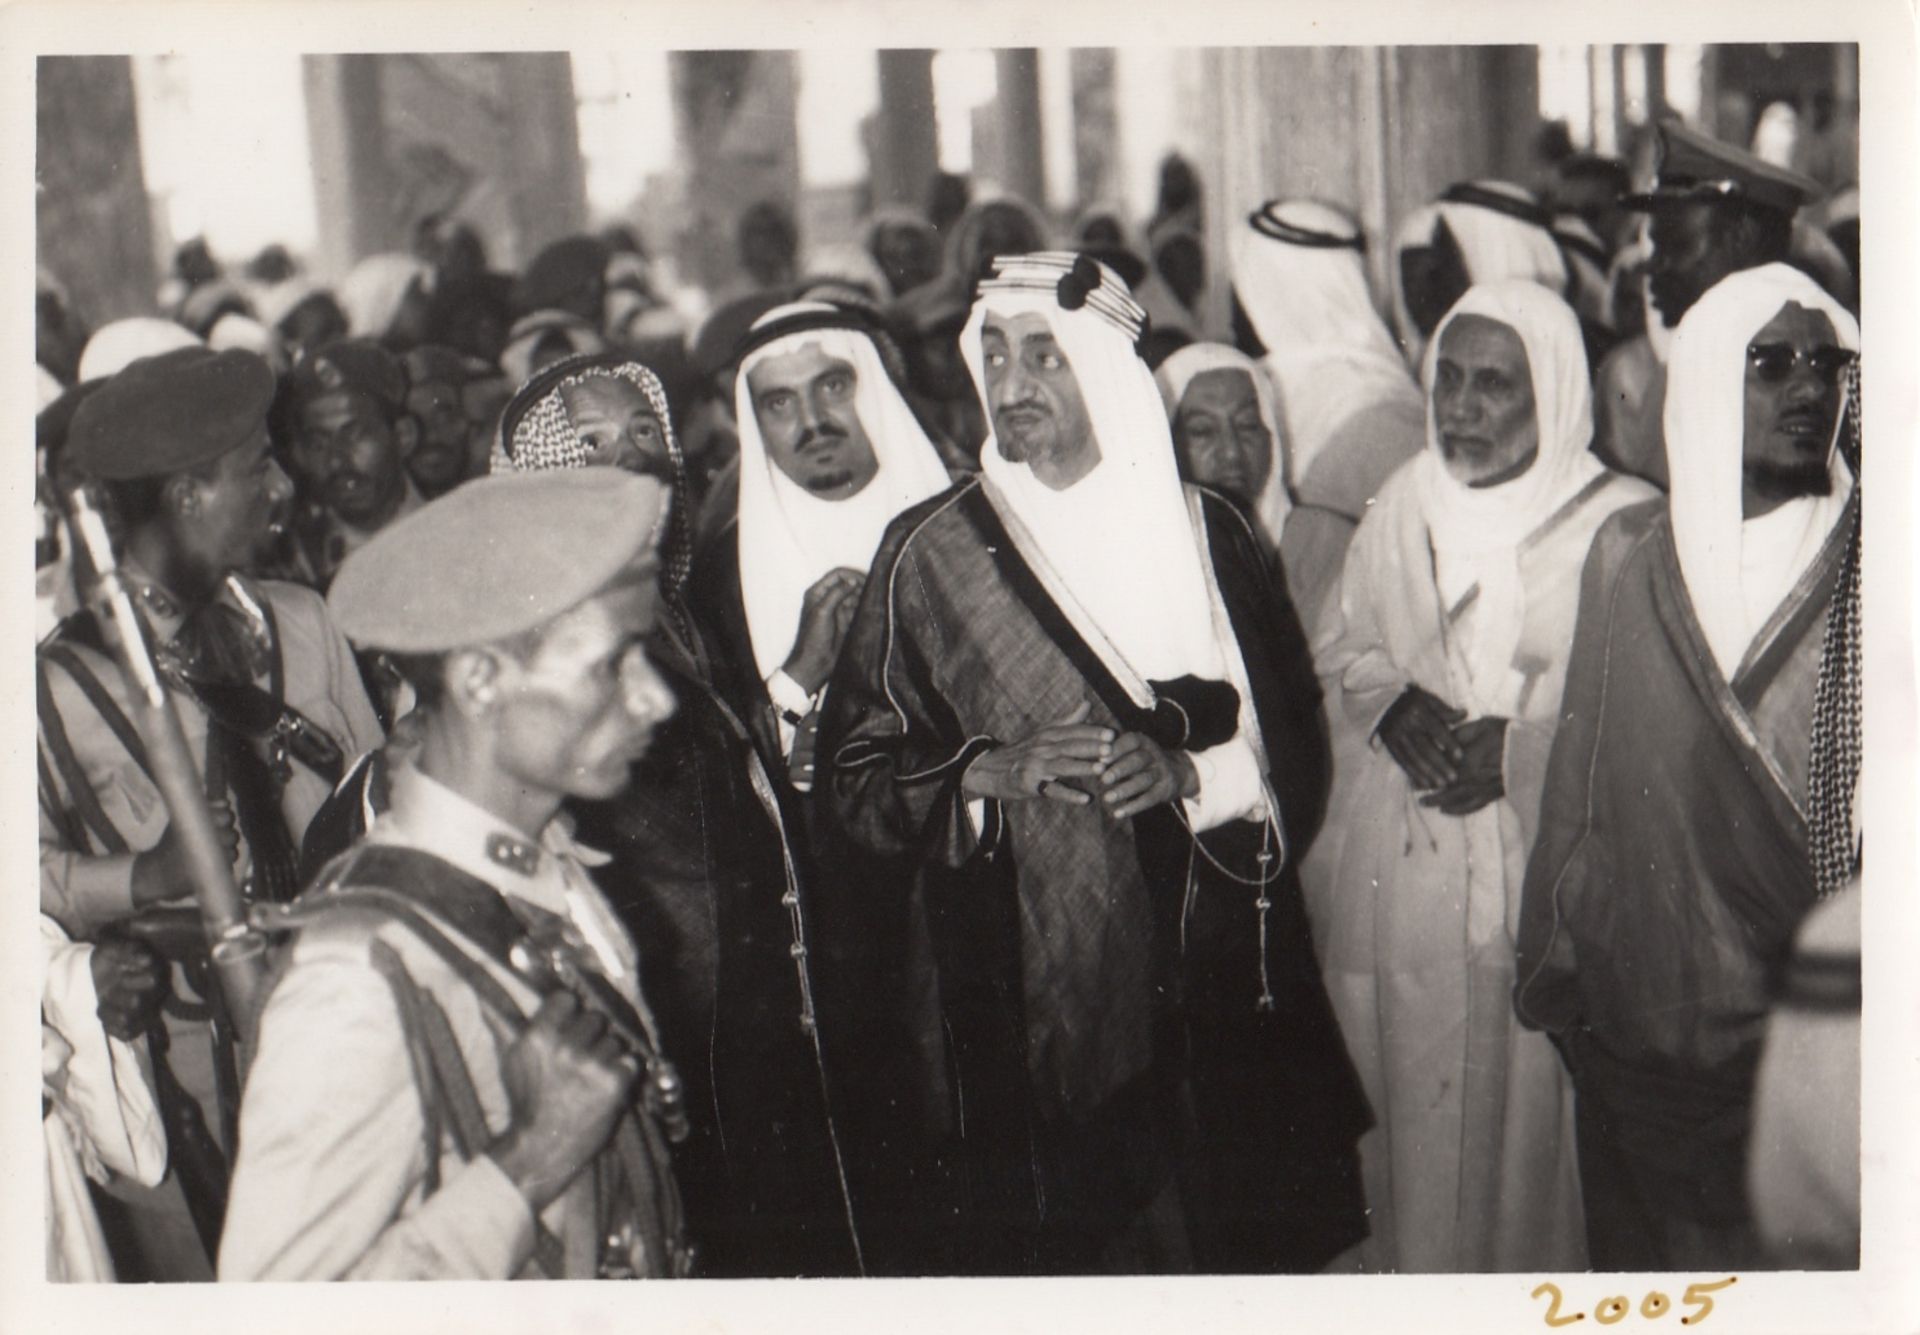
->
[1746,342,1856,385]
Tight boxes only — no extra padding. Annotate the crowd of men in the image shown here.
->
[35,115,1864,1282]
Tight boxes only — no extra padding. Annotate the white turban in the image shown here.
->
[733,302,952,679]
[1229,199,1420,487]
[1153,342,1292,551]
[1663,263,1859,680]
[338,253,429,341]
[77,318,201,383]
[1416,280,1606,713]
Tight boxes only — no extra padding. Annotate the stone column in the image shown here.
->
[872,50,938,212]
[37,56,159,324]
[303,53,588,281]
[1188,44,1544,335]
[667,51,801,295]
[303,55,395,281]
[990,49,1047,208]
[1069,49,1121,210]
[494,55,591,263]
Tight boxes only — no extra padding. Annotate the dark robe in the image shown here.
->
[819,477,1371,1275]
[1514,496,1853,1271]
[681,535,950,1275]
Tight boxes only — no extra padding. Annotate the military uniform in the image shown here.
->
[38,346,384,1279]
[222,467,691,1281]
[221,763,679,1279]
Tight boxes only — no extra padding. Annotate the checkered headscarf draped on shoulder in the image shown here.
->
[1809,356,1862,898]
[492,351,693,599]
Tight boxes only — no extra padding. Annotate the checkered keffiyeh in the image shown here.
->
[1808,357,1862,898]
[493,356,693,600]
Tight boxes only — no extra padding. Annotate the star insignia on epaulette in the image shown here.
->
[485,832,540,876]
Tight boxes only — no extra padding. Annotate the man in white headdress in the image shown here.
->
[823,253,1369,1275]
[1228,200,1427,633]
[689,300,954,795]
[1516,264,1861,1270]
[1308,280,1656,1273]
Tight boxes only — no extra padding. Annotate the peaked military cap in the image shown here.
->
[327,467,668,654]
[1624,119,1823,215]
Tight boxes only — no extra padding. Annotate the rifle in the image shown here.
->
[63,484,270,1046]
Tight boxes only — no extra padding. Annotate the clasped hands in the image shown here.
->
[961,701,1197,821]
[1376,684,1507,816]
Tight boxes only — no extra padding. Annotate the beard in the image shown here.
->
[1745,457,1833,505]
[803,468,857,494]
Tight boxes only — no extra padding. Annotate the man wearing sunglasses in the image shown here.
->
[1594,120,1823,491]
[37,347,385,1279]
[1515,264,1861,1272]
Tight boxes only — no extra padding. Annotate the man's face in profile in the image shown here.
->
[1647,202,1736,329]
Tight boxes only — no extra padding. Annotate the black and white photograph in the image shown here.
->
[8,1,1916,1331]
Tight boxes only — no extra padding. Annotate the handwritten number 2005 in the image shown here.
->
[1533,1278,1736,1327]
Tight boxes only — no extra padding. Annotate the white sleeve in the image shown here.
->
[39,917,167,1187]
[1180,738,1270,833]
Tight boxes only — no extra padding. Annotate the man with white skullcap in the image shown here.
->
[1308,280,1656,1273]
[689,301,952,795]
[823,253,1369,1274]
[1516,263,1861,1270]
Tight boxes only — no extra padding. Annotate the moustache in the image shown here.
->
[796,423,849,451]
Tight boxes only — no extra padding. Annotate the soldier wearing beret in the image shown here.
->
[273,337,427,590]
[36,346,385,1279]
[1594,119,1822,490]
[220,469,690,1280]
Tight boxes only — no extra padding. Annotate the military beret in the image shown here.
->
[67,347,275,481]
[1624,119,1822,215]
[327,467,669,654]
[284,338,408,416]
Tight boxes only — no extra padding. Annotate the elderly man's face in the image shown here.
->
[292,389,415,528]
[1648,202,1739,328]
[1741,301,1847,518]
[1431,315,1540,488]
[491,572,678,803]
[560,376,672,479]
[1173,368,1272,502]
[746,341,881,499]
[981,312,1099,490]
